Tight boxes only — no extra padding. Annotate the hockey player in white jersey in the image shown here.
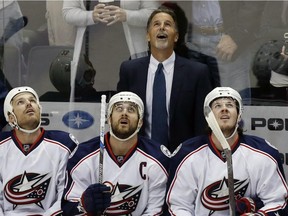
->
[0,86,78,215]
[166,87,288,216]
[62,91,169,215]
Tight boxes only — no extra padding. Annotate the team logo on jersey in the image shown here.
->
[4,171,51,209]
[104,182,143,215]
[62,110,94,129]
[201,177,249,215]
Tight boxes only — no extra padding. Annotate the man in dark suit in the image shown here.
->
[117,7,212,153]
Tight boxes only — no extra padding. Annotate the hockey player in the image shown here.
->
[62,91,169,215]
[166,87,288,215]
[0,86,78,215]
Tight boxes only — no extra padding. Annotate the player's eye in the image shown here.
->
[30,99,37,103]
[212,103,221,109]
[114,103,137,114]
[16,99,25,105]
[114,105,124,112]
[127,106,137,113]
[226,103,235,108]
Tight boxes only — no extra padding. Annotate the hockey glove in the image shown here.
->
[81,183,111,215]
[236,197,256,214]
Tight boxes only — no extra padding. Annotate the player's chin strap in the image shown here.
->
[109,120,142,142]
[9,113,41,134]
[225,115,241,141]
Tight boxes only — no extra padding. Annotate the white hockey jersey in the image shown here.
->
[62,133,169,216]
[166,134,288,216]
[0,129,78,216]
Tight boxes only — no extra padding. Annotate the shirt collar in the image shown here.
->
[150,52,175,74]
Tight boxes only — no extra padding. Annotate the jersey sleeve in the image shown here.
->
[62,0,95,26]
[46,149,71,216]
[0,178,4,216]
[45,130,79,157]
[254,155,288,214]
[62,139,99,215]
[166,153,197,216]
[62,158,90,215]
[142,158,168,215]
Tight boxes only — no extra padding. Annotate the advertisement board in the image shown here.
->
[243,106,288,181]
[41,102,104,143]
[40,103,288,180]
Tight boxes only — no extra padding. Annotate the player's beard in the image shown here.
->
[17,112,41,131]
[111,121,138,140]
[220,119,238,138]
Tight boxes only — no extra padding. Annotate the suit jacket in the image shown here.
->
[117,55,212,152]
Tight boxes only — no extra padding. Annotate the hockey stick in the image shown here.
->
[99,95,107,183]
[204,106,236,216]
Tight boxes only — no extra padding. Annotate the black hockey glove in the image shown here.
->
[80,183,111,215]
[236,197,256,214]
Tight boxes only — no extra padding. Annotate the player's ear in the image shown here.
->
[237,115,242,124]
[138,118,143,129]
[8,113,15,124]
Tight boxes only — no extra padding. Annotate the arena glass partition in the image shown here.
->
[1,0,288,179]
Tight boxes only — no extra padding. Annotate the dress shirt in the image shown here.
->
[145,52,175,138]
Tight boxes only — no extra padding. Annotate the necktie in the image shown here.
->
[151,63,168,145]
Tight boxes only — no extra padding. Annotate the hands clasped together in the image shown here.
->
[93,3,126,26]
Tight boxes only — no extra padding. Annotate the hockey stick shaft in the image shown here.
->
[204,106,231,150]
[224,148,235,215]
[99,95,106,183]
[204,106,236,216]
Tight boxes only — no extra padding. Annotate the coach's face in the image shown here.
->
[110,102,142,140]
[210,97,238,137]
[146,12,178,52]
[9,92,41,130]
